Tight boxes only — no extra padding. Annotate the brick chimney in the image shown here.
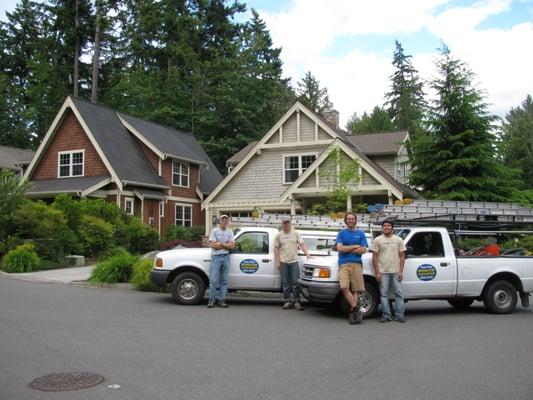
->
[323,109,339,129]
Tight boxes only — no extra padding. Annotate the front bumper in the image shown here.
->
[299,278,340,303]
[150,269,171,288]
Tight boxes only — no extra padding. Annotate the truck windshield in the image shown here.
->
[394,229,411,240]
[303,237,337,252]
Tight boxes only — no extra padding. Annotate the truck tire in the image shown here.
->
[447,298,474,309]
[171,272,206,305]
[335,282,379,318]
[483,280,518,314]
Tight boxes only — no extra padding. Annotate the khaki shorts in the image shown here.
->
[339,263,365,292]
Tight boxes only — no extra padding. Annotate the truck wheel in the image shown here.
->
[171,272,206,305]
[483,280,517,314]
[335,282,379,318]
[447,299,474,309]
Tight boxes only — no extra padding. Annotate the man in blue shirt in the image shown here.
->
[336,212,368,325]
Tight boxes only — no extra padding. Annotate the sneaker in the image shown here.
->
[219,302,229,308]
[348,308,357,325]
[395,316,406,323]
[207,301,215,308]
[294,302,304,311]
[379,317,392,323]
[282,302,292,310]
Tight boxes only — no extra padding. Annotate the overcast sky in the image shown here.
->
[2,0,533,127]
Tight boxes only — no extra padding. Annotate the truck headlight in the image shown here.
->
[155,257,163,268]
[312,267,330,278]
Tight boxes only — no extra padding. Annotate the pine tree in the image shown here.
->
[500,95,533,188]
[297,71,332,114]
[384,41,426,137]
[346,106,396,134]
[409,45,517,201]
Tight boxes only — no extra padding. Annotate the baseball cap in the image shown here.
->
[219,214,229,220]
[281,217,291,223]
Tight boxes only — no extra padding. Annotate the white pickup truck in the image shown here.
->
[150,227,343,304]
[299,226,533,316]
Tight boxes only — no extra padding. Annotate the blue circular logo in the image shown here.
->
[240,259,259,274]
[416,264,437,281]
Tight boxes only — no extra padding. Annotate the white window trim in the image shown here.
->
[57,149,85,178]
[124,197,134,215]
[175,203,193,227]
[172,160,190,188]
[159,201,165,218]
[282,152,317,184]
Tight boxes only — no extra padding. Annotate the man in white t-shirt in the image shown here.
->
[274,217,311,310]
[207,215,235,308]
[371,219,407,323]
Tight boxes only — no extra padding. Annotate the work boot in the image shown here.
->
[219,302,228,308]
[294,302,304,311]
[348,307,357,325]
[354,306,363,324]
[282,302,292,310]
[207,301,215,308]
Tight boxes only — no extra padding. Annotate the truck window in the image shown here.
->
[407,232,444,257]
[303,237,337,252]
[234,232,269,254]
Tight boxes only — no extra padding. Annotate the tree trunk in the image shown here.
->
[91,0,102,103]
[73,0,79,97]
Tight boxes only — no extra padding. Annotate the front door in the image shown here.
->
[402,231,457,297]
[229,231,275,289]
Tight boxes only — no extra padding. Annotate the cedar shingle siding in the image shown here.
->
[31,111,108,180]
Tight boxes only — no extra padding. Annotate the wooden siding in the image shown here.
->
[282,114,298,143]
[300,114,315,141]
[369,155,395,177]
[137,140,160,175]
[161,159,199,198]
[31,110,108,180]
[361,169,380,185]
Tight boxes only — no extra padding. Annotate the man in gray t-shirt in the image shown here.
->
[207,215,235,308]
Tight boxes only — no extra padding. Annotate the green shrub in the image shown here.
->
[89,249,139,284]
[52,194,83,231]
[79,215,114,257]
[2,243,41,273]
[131,258,163,291]
[115,217,159,254]
[308,203,329,216]
[81,198,122,225]
[164,224,193,241]
[0,235,23,255]
[190,225,205,241]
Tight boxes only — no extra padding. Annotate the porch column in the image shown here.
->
[290,197,297,215]
[346,195,352,212]
[388,190,394,205]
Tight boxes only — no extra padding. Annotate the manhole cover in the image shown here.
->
[29,372,104,392]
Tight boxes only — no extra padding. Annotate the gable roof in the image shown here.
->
[23,96,222,194]
[204,101,417,207]
[0,145,35,170]
[70,97,167,189]
[345,131,409,156]
[226,141,257,167]
[26,176,111,198]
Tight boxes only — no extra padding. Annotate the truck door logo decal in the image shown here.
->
[417,264,437,281]
[240,259,259,274]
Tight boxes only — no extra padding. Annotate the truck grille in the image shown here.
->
[301,265,314,279]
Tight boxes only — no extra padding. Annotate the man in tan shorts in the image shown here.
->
[336,212,368,325]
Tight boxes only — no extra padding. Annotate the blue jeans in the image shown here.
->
[280,262,301,302]
[208,254,230,302]
[380,273,405,319]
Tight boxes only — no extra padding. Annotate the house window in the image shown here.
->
[172,161,189,187]
[283,154,316,183]
[58,150,84,178]
[159,202,165,218]
[125,198,134,215]
[175,204,192,227]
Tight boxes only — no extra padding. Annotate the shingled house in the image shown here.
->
[0,145,35,179]
[21,96,222,237]
[203,101,417,229]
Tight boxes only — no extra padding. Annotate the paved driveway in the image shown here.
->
[1,277,532,400]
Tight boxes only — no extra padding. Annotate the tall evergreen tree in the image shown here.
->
[346,106,396,134]
[409,45,516,201]
[384,41,426,137]
[500,95,533,188]
[297,71,332,114]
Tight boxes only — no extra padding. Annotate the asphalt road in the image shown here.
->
[1,277,532,400]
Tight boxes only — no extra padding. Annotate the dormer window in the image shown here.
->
[58,150,84,178]
[172,161,189,187]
